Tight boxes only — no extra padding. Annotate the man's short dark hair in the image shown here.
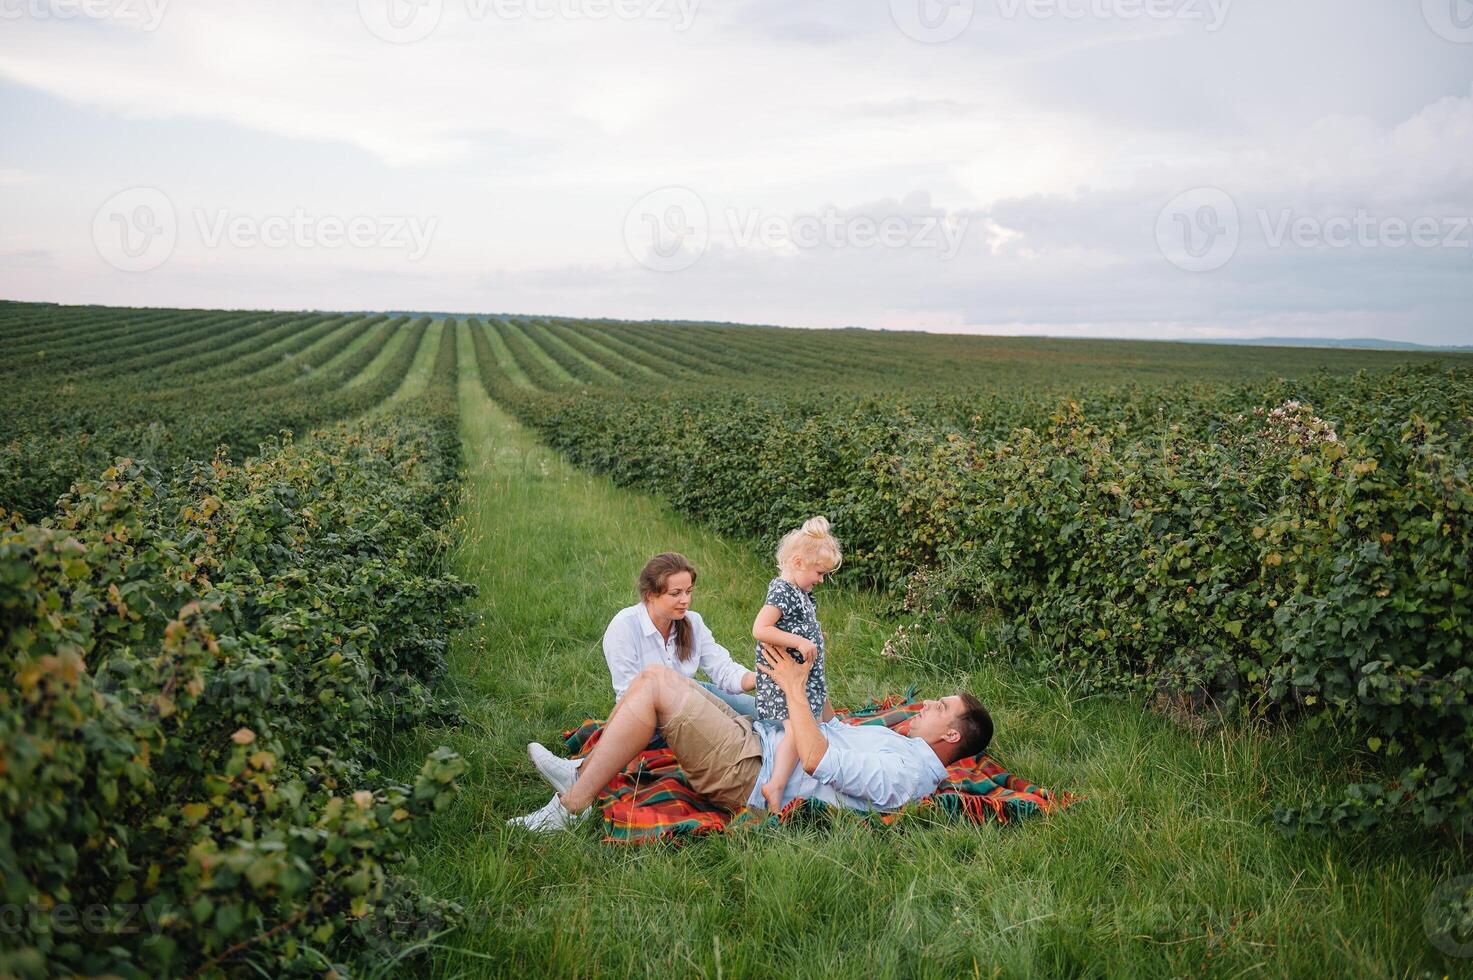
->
[954,693,993,761]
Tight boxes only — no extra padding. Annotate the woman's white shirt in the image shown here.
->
[603,603,749,701]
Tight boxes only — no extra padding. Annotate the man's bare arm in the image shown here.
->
[756,643,828,774]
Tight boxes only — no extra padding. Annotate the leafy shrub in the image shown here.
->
[1,381,473,976]
[489,355,1472,839]
[0,314,430,521]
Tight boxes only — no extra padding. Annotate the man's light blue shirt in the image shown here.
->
[746,718,949,812]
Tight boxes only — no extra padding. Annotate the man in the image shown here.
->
[508,643,993,832]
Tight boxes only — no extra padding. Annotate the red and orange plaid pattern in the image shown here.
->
[561,688,1080,843]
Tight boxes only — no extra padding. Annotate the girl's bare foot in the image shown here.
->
[761,780,783,813]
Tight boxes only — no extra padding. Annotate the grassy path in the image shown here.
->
[383,323,1470,977]
[383,318,445,403]
[474,319,530,387]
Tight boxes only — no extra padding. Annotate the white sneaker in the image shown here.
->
[528,742,581,795]
[505,794,589,833]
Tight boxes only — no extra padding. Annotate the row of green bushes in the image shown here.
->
[492,359,1472,838]
[0,314,428,521]
[0,326,472,976]
[0,303,203,351]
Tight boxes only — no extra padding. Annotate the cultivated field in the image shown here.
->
[2,302,1470,977]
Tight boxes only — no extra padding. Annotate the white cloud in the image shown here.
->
[0,0,1469,343]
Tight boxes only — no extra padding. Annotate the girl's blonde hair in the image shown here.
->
[776,516,843,573]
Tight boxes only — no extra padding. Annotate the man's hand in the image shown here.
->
[756,643,828,775]
[757,642,812,697]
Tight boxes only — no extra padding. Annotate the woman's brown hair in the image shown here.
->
[638,552,698,662]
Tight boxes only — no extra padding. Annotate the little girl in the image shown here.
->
[752,516,842,812]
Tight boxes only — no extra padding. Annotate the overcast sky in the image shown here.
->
[1,0,1470,343]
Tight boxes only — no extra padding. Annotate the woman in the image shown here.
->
[526,552,757,790]
[603,552,758,713]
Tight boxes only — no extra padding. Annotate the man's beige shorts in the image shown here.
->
[663,680,764,813]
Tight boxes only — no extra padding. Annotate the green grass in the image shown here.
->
[499,317,576,384]
[315,316,395,377]
[384,319,446,403]
[345,320,418,389]
[378,323,1472,979]
[475,319,530,387]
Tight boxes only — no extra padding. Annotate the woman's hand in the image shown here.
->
[796,638,819,660]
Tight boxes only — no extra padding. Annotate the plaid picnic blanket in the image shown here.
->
[561,687,1080,843]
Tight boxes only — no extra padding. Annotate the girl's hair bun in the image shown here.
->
[777,516,842,572]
